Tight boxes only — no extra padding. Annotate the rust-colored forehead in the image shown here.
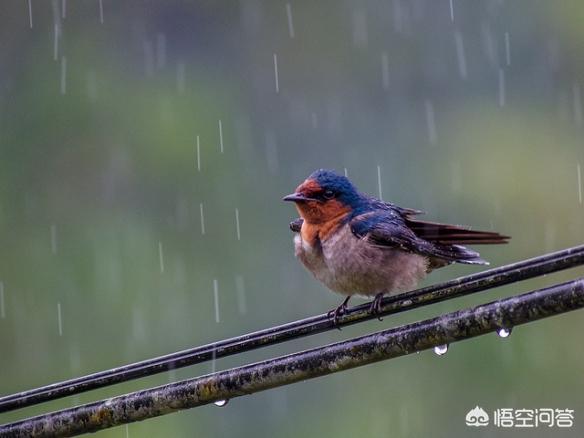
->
[295,178,321,194]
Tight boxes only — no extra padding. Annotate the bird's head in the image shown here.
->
[283,169,363,224]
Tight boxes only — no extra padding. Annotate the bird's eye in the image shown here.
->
[323,190,335,200]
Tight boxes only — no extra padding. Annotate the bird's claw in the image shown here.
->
[327,305,346,329]
[328,297,351,328]
[368,293,385,321]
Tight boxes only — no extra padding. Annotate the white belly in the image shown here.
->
[294,225,428,297]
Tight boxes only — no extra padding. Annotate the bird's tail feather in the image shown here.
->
[431,244,490,265]
[406,218,510,245]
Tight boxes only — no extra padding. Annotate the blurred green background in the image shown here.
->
[1,0,584,436]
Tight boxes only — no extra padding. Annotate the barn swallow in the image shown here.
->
[284,169,509,323]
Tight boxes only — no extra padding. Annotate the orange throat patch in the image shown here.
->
[296,199,350,245]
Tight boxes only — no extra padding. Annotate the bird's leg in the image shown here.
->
[369,293,385,320]
[328,296,351,327]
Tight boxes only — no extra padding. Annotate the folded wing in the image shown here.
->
[350,209,509,266]
[405,217,510,245]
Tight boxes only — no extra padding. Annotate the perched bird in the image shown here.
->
[283,169,509,322]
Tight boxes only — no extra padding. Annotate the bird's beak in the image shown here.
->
[283,192,315,202]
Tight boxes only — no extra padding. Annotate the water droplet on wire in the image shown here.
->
[497,327,512,338]
[214,399,229,407]
[434,344,448,356]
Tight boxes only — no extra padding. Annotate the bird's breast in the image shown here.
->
[293,218,345,283]
[294,222,428,296]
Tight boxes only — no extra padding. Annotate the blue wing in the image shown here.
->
[349,210,490,265]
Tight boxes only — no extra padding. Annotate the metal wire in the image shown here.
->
[2,277,583,438]
[1,244,584,414]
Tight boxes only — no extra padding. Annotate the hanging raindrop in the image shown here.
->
[434,344,448,356]
[497,327,512,338]
[214,399,229,407]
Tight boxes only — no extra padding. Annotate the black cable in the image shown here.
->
[2,277,583,437]
[1,244,583,413]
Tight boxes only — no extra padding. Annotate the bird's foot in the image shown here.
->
[369,293,385,321]
[327,296,351,328]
